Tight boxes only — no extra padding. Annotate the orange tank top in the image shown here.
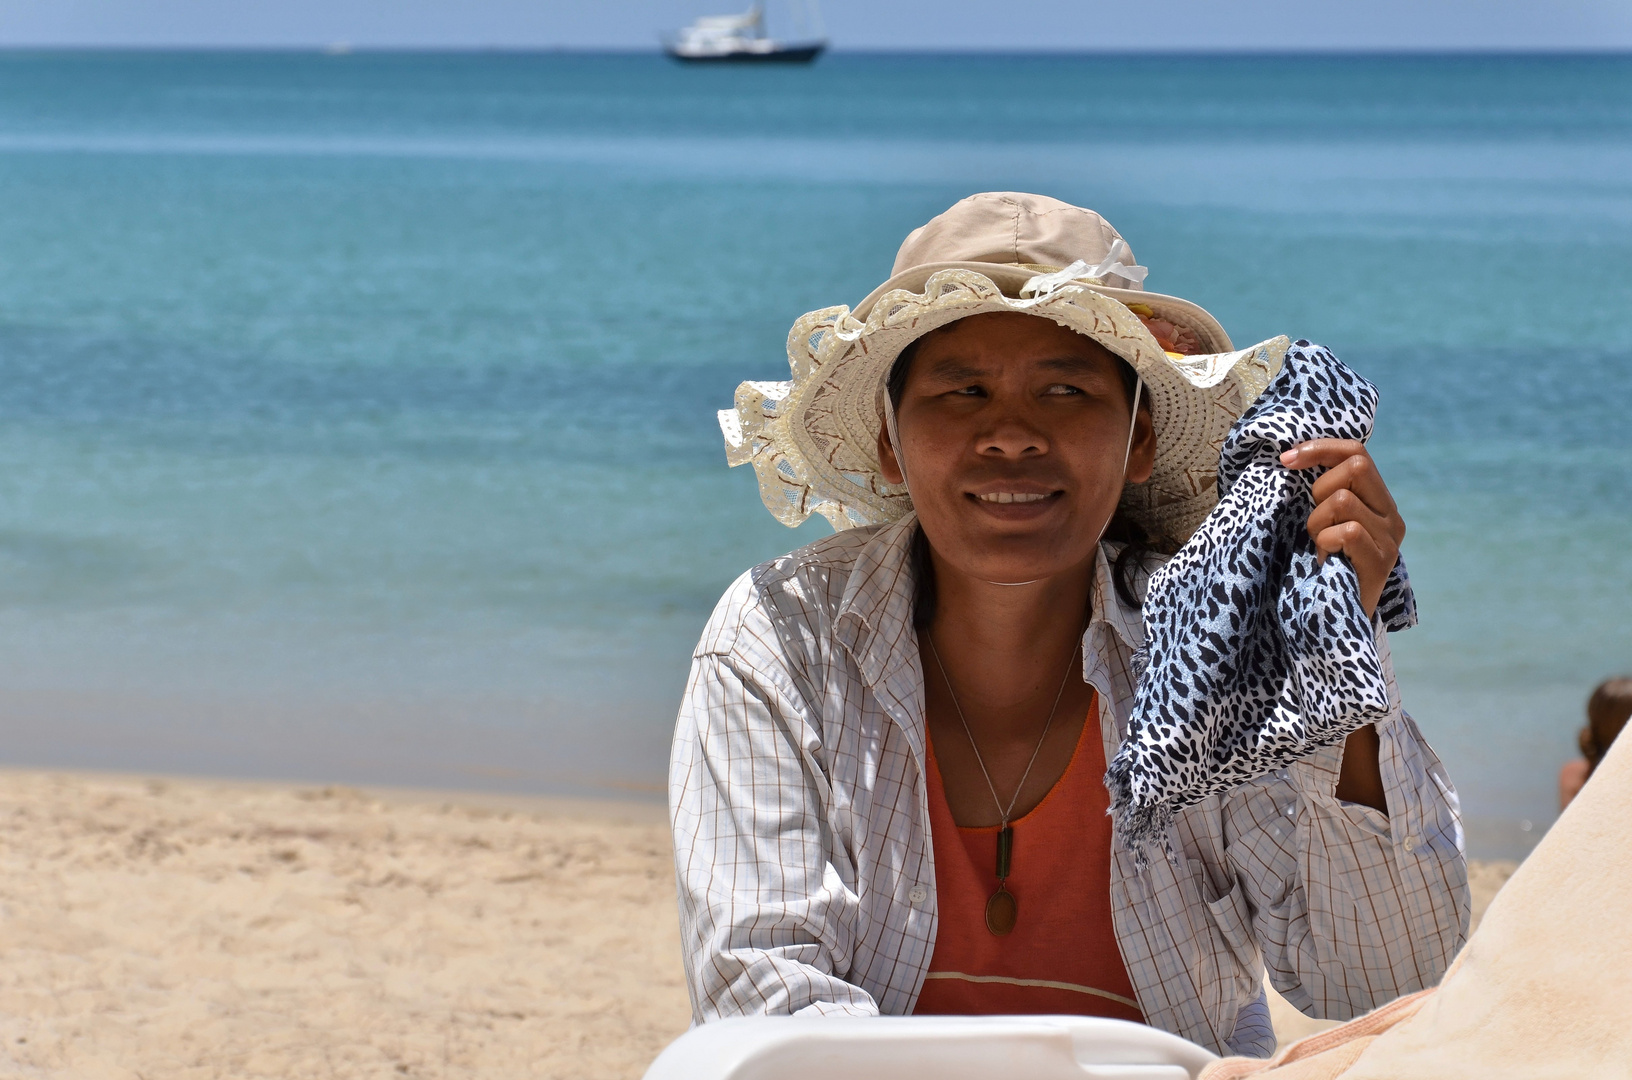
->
[914,691,1143,1020]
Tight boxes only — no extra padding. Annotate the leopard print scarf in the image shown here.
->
[1105,341,1417,860]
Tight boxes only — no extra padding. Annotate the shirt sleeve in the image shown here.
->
[669,598,879,1021]
[1221,626,1471,1021]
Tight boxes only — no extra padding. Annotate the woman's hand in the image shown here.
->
[1279,440,1406,618]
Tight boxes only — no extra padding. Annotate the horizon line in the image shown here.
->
[0,44,1630,57]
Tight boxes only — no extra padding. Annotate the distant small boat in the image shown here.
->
[664,2,826,64]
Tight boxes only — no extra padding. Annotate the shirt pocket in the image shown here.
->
[1198,865,1260,975]
[1177,859,1261,1025]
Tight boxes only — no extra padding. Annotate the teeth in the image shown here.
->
[978,492,1049,504]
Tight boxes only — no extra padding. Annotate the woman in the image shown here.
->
[672,193,1468,1056]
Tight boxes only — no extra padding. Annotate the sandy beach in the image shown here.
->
[0,769,1515,1079]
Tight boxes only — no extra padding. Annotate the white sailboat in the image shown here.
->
[664,2,826,64]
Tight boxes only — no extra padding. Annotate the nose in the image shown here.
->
[977,410,1048,459]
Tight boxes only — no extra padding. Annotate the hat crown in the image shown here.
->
[891,192,1136,286]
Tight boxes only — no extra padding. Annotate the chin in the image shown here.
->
[962,540,1097,586]
[918,508,1106,586]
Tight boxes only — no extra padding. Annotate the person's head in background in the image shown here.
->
[1581,678,1632,772]
[1560,676,1632,810]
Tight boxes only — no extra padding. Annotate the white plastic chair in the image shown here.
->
[644,1015,1219,1080]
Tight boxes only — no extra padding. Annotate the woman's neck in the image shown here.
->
[924,547,1096,739]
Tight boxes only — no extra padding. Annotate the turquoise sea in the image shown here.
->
[0,51,1627,857]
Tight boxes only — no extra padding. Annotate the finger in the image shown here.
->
[1280,440,1395,515]
[1313,521,1390,616]
[1279,438,1366,471]
[1288,444,1405,545]
[1310,454,1396,517]
[1314,519,1391,590]
[1306,487,1398,557]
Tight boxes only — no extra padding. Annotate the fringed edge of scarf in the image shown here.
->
[1104,756,1181,873]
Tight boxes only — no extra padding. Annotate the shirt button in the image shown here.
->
[909,885,928,905]
[1402,836,1416,853]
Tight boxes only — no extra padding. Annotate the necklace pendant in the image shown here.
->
[985,885,1018,936]
[986,824,1017,935]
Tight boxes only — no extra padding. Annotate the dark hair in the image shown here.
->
[1580,677,1632,772]
[886,336,1158,628]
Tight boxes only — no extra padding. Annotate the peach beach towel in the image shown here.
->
[1203,718,1632,1080]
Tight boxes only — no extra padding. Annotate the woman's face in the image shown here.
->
[878,311,1155,585]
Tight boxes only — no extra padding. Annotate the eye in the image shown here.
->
[948,384,985,397]
[1041,383,1083,396]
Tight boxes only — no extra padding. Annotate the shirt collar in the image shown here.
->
[833,514,922,694]
[1088,541,1146,654]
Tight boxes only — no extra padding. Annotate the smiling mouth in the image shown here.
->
[974,491,1057,504]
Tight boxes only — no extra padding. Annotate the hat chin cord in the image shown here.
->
[884,376,1143,588]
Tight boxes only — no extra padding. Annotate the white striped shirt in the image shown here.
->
[669,516,1469,1056]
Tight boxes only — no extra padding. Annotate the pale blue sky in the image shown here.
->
[0,0,1629,50]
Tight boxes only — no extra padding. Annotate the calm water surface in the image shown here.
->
[0,51,1628,856]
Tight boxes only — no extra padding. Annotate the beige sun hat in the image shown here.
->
[719,192,1290,548]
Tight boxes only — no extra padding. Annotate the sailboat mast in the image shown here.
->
[805,0,826,41]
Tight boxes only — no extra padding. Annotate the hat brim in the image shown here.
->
[721,266,1286,547]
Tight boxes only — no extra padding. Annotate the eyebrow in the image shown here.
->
[920,357,989,383]
[1037,355,1114,377]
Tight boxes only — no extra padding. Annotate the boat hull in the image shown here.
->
[665,43,824,64]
